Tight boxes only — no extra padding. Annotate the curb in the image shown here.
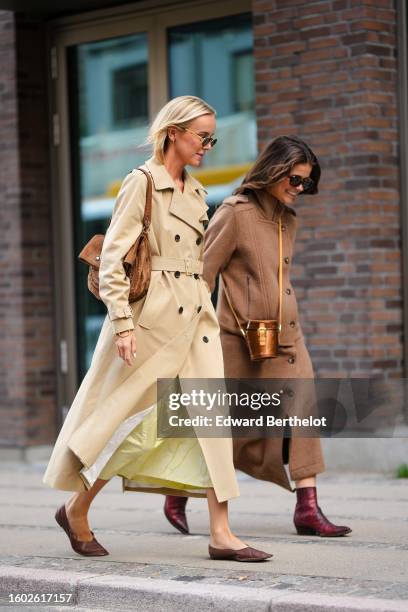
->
[1,566,407,612]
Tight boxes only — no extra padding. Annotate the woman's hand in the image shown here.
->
[115,330,137,366]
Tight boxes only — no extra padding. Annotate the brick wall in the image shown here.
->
[252,0,402,377]
[0,12,56,448]
[0,0,404,448]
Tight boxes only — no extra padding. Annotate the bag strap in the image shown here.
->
[106,167,153,231]
[220,275,247,338]
[221,216,283,334]
[122,168,153,267]
[278,216,283,331]
[137,167,153,230]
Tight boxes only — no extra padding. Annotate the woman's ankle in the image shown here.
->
[66,495,90,516]
[209,531,245,550]
[210,525,233,539]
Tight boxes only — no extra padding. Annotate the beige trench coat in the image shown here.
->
[203,192,325,491]
[43,157,239,503]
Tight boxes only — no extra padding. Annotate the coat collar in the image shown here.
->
[144,156,209,235]
[253,189,296,222]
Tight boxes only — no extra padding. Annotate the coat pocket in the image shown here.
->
[137,272,164,330]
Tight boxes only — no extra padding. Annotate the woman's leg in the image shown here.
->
[295,476,316,488]
[65,478,109,541]
[206,488,247,550]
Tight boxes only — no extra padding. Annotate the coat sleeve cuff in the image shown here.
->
[112,317,135,334]
[108,305,133,320]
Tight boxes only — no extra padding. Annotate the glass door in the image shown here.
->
[52,0,251,411]
[67,33,149,378]
[168,13,255,211]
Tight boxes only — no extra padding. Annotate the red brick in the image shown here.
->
[0,12,56,449]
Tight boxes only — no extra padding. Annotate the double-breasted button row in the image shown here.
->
[174,234,202,245]
[179,305,202,314]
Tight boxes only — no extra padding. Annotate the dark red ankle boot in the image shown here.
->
[164,495,189,534]
[294,487,351,537]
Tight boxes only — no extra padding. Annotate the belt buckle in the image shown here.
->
[185,259,193,276]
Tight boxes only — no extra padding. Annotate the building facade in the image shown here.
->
[0,0,407,452]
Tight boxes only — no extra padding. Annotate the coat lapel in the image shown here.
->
[145,157,209,236]
[169,188,208,236]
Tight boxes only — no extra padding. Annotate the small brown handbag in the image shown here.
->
[78,167,153,303]
[221,218,283,361]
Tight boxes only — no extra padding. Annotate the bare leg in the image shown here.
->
[295,475,316,488]
[206,488,246,550]
[65,478,109,541]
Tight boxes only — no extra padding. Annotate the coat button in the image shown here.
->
[203,336,209,343]
[288,356,295,364]
[290,320,296,328]
[175,271,180,278]
[197,306,202,313]
[285,288,291,295]
[196,236,202,245]
[284,257,290,264]
[281,224,287,231]
[178,306,184,314]
[194,273,199,279]
[175,234,180,242]
[287,388,295,397]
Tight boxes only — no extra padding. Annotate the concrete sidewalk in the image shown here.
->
[0,462,406,611]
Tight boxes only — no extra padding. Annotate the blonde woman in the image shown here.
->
[43,96,271,562]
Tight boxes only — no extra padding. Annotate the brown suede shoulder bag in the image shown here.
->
[78,167,153,303]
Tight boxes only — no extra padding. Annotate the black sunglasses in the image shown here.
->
[288,175,314,192]
[182,127,217,148]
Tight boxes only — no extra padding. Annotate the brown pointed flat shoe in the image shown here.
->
[55,505,109,557]
[208,544,272,562]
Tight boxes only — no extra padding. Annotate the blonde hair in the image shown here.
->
[147,95,216,163]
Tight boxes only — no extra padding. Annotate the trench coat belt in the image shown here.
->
[151,256,204,276]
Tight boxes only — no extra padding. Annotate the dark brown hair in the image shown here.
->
[235,135,321,197]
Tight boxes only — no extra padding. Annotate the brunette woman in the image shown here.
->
[164,136,351,538]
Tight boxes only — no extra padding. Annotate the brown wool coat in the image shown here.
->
[203,191,325,491]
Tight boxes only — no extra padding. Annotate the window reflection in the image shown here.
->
[69,33,149,377]
[168,14,256,208]
[69,17,256,379]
